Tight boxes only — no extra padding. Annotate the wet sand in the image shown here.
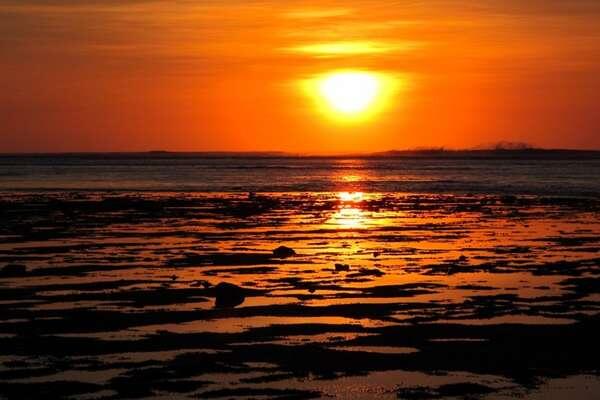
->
[0,192,599,399]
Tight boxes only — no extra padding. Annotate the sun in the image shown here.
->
[301,70,400,122]
[318,72,380,114]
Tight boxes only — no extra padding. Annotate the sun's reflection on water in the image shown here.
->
[342,175,362,182]
[339,191,364,202]
[326,191,370,229]
[331,207,368,229]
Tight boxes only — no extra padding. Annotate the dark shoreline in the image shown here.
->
[1,149,600,160]
[0,191,599,398]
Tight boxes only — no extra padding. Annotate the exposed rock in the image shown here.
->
[334,263,350,272]
[214,282,246,308]
[272,246,296,258]
[396,383,496,399]
[437,383,496,397]
[348,268,385,278]
[0,264,27,276]
[501,195,518,205]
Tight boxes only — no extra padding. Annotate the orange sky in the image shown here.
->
[1,0,600,153]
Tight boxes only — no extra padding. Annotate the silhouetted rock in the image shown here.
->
[501,195,518,205]
[396,383,496,399]
[348,267,384,278]
[214,282,246,308]
[272,246,296,258]
[335,263,350,272]
[1,264,27,276]
[437,383,496,397]
[457,255,468,263]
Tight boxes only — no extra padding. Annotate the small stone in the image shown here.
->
[349,268,385,278]
[335,263,350,272]
[272,246,296,258]
[215,282,246,308]
[501,195,518,204]
[0,264,27,276]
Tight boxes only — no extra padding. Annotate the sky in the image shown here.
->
[1,0,600,153]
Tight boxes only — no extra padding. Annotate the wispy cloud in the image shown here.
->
[284,40,421,57]
[283,7,353,19]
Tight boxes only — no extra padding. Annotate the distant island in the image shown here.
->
[1,142,599,159]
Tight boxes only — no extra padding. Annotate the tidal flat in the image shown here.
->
[0,192,599,399]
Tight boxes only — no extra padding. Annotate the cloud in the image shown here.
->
[283,7,353,19]
[285,40,421,58]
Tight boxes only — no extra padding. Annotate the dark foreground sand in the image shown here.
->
[0,192,599,399]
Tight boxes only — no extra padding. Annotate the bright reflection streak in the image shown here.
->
[339,191,364,202]
[329,207,368,229]
[327,191,369,229]
[342,175,362,182]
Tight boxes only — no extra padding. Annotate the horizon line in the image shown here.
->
[1,147,600,157]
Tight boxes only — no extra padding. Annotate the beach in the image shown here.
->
[0,155,599,399]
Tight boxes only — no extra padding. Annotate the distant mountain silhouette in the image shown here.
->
[473,141,536,151]
[1,145,599,160]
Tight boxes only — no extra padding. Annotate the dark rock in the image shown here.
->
[396,383,496,399]
[273,246,296,258]
[494,246,530,254]
[214,282,246,308]
[0,264,27,276]
[501,195,518,205]
[348,268,385,278]
[437,383,496,397]
[335,263,350,272]
[457,255,468,263]
[395,387,435,399]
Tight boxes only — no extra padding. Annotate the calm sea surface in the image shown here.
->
[0,154,599,195]
[1,154,599,398]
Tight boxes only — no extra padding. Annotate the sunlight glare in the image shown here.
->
[320,72,378,114]
[301,70,401,123]
[339,191,364,202]
[342,175,362,182]
[331,207,367,229]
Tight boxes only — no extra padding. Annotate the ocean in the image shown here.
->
[1,152,599,398]
[0,152,599,194]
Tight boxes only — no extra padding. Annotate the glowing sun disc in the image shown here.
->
[301,70,400,122]
[319,72,380,114]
